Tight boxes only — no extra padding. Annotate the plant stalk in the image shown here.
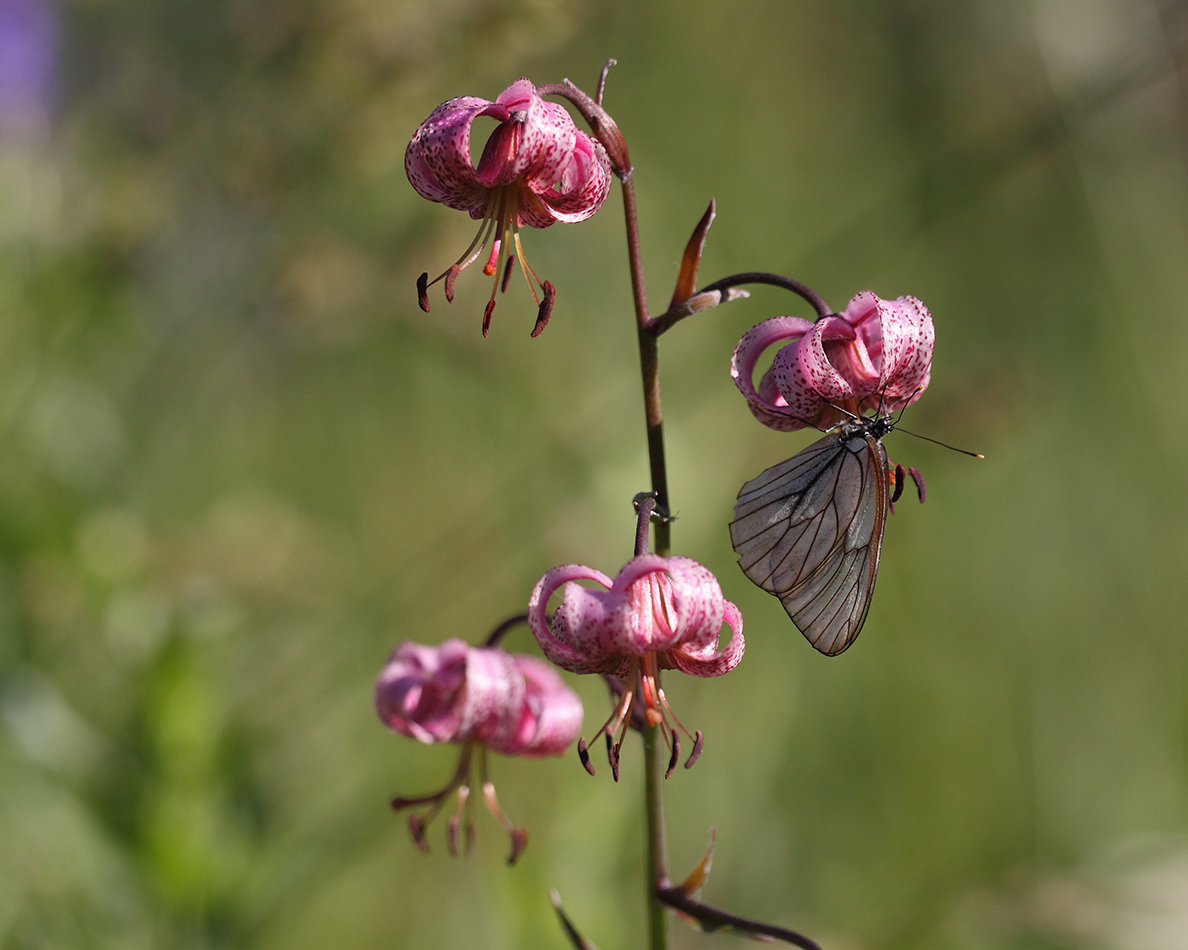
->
[620,174,669,950]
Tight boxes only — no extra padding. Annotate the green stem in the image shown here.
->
[642,723,669,950]
[620,175,669,950]
[621,181,670,558]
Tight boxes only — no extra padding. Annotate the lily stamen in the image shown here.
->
[446,783,472,857]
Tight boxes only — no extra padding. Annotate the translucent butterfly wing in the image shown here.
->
[730,426,889,655]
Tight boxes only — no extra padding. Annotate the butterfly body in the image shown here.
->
[730,415,893,656]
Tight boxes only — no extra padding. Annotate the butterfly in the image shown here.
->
[730,413,919,656]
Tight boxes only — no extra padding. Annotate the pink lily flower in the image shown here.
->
[375,639,523,747]
[405,78,612,337]
[732,291,934,431]
[528,555,744,779]
[375,638,583,863]
[495,655,586,758]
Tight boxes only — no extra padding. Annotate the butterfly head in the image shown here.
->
[836,412,895,444]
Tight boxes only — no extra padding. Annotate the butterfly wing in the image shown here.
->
[730,428,889,655]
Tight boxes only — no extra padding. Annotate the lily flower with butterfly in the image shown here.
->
[732,290,934,432]
[729,291,937,655]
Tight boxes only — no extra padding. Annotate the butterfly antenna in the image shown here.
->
[821,400,858,428]
[891,387,917,426]
[895,426,984,458]
[782,411,832,433]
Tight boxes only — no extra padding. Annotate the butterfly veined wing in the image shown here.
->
[730,422,889,655]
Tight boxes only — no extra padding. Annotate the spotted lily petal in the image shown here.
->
[844,292,934,409]
[731,315,817,431]
[404,97,498,215]
[528,564,621,675]
[375,639,524,745]
[491,656,585,757]
[667,600,745,678]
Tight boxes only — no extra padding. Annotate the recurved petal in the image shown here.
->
[667,600,745,678]
[794,315,878,402]
[769,344,835,428]
[528,564,621,674]
[474,82,578,189]
[472,80,538,187]
[731,316,817,431]
[658,557,727,649]
[872,294,934,402]
[521,134,612,227]
[493,77,536,112]
[405,95,495,212]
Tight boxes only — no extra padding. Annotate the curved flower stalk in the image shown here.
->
[732,290,934,430]
[406,78,613,337]
[375,637,583,863]
[528,554,744,780]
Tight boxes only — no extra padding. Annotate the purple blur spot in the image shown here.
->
[0,0,57,141]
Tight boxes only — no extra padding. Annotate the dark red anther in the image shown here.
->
[578,738,595,776]
[531,280,555,337]
[417,272,431,312]
[507,828,528,866]
[408,814,430,853]
[909,466,927,503]
[482,298,496,337]
[501,256,515,293]
[606,732,620,783]
[891,463,905,504]
[665,733,681,779]
[685,730,704,769]
[444,264,461,303]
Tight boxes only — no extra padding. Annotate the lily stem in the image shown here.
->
[622,179,671,558]
[620,172,670,950]
[643,722,669,950]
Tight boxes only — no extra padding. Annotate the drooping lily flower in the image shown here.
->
[497,654,586,758]
[528,555,744,780]
[375,637,583,864]
[405,78,612,337]
[732,291,934,431]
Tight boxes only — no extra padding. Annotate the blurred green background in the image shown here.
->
[2,0,1188,947]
